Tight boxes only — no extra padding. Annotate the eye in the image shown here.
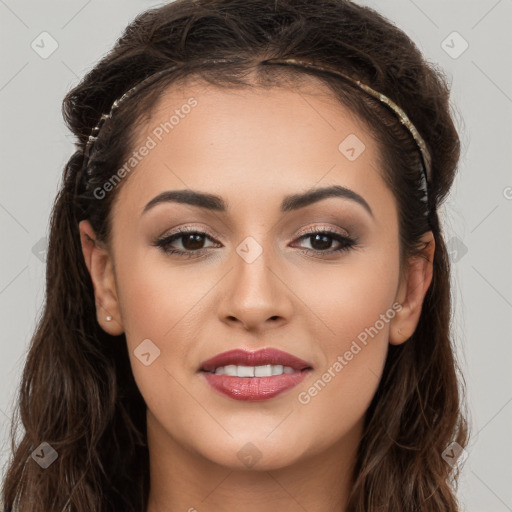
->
[153,225,358,258]
[153,227,220,258]
[292,226,357,255]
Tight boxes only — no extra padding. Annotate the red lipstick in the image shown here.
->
[199,348,313,401]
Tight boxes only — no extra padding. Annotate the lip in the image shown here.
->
[201,371,312,401]
[199,348,313,372]
[198,348,313,401]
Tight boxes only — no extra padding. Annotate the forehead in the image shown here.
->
[111,77,393,224]
[134,72,376,158]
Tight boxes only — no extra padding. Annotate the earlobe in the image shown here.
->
[78,220,124,336]
[389,231,435,345]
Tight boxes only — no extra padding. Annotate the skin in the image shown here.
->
[79,76,434,512]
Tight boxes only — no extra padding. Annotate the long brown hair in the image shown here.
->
[2,0,469,510]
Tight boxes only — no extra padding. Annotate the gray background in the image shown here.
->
[1,1,511,510]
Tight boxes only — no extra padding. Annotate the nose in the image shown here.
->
[217,240,294,333]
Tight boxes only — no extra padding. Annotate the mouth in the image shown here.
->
[198,348,313,401]
[201,364,308,377]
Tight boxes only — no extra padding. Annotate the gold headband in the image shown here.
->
[83,57,431,210]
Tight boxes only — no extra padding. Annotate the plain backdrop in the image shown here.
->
[1,1,511,510]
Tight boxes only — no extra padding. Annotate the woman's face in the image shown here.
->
[80,77,433,472]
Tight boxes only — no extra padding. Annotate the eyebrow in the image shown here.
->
[141,184,373,218]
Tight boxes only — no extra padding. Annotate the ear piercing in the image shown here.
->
[106,316,112,321]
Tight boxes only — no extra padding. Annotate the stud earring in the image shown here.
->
[106,316,112,321]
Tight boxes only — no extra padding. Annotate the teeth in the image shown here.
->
[213,364,297,377]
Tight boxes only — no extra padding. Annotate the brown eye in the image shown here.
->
[154,229,220,257]
[293,229,357,254]
[180,233,208,251]
[306,233,336,251]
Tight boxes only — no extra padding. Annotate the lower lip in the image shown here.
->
[201,369,312,401]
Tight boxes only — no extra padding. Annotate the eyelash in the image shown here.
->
[153,225,358,259]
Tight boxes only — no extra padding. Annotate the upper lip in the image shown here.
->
[199,348,313,372]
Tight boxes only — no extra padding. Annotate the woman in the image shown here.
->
[2,0,469,510]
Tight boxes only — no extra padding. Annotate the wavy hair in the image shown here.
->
[2,0,469,510]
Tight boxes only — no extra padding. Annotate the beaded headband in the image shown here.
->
[82,57,431,210]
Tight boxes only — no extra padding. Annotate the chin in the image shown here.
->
[194,434,310,472]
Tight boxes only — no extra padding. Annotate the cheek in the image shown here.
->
[115,252,204,344]
[113,259,205,428]
[285,256,397,440]
[291,247,399,345]
[113,252,221,394]
[289,338,387,460]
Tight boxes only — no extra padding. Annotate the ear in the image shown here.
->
[389,231,435,346]
[79,219,124,335]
